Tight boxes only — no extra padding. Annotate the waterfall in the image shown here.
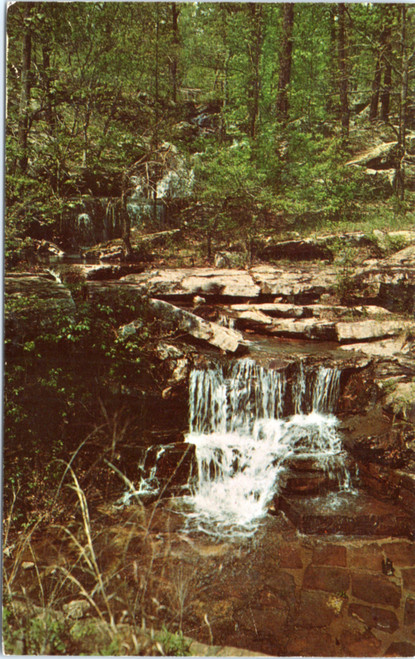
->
[183,360,351,538]
[312,366,341,414]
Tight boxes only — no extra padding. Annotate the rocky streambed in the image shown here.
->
[4,237,415,656]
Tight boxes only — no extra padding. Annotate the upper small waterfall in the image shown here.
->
[184,359,351,538]
[312,366,341,414]
[189,361,286,436]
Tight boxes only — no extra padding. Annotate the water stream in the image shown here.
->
[182,360,352,538]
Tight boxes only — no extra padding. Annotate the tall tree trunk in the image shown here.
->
[220,52,230,143]
[17,4,33,174]
[380,10,393,122]
[337,3,349,142]
[170,3,180,104]
[275,3,294,124]
[120,176,133,258]
[247,4,263,139]
[369,53,382,122]
[395,5,410,199]
[371,10,392,123]
[42,45,55,130]
[153,6,160,221]
[327,6,338,114]
[380,49,392,122]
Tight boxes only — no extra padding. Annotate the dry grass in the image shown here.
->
[3,453,200,656]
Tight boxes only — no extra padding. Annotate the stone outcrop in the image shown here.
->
[251,264,338,301]
[120,268,261,299]
[335,319,415,343]
[256,231,415,264]
[258,238,333,262]
[346,142,399,169]
[353,245,415,312]
[5,272,75,339]
[121,298,246,354]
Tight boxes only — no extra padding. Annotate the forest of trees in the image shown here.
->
[6,2,415,263]
[4,7,415,653]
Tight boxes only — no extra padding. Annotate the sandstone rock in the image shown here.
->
[121,268,261,299]
[186,638,269,657]
[351,573,401,608]
[138,228,181,247]
[384,382,415,421]
[348,543,384,571]
[258,238,333,262]
[340,629,382,657]
[341,337,410,358]
[147,298,246,353]
[5,273,75,338]
[385,641,415,656]
[34,239,66,259]
[303,565,350,593]
[274,543,303,569]
[59,263,145,282]
[363,167,395,189]
[156,342,185,361]
[230,302,308,318]
[82,240,127,262]
[404,597,415,625]
[346,141,399,168]
[382,541,415,567]
[251,264,338,301]
[140,442,196,497]
[353,258,415,312]
[63,599,91,620]
[401,567,415,591]
[230,302,392,323]
[295,590,337,627]
[386,243,415,266]
[312,544,347,567]
[348,603,399,633]
[268,317,337,340]
[214,251,233,268]
[233,309,274,331]
[335,319,415,343]
[285,630,336,656]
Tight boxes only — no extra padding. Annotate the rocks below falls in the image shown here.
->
[120,298,246,354]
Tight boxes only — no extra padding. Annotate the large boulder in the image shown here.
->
[121,298,246,354]
[5,272,75,340]
[346,142,399,169]
[353,248,415,312]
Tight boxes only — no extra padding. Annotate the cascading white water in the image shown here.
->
[183,359,352,538]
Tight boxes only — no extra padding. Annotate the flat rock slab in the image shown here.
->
[341,336,410,358]
[147,298,246,353]
[277,491,413,538]
[120,265,340,301]
[336,319,415,343]
[251,264,338,299]
[121,268,261,298]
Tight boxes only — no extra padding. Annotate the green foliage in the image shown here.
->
[3,608,67,655]
[159,627,191,656]
[334,246,358,304]
[191,139,280,257]
[3,283,161,520]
